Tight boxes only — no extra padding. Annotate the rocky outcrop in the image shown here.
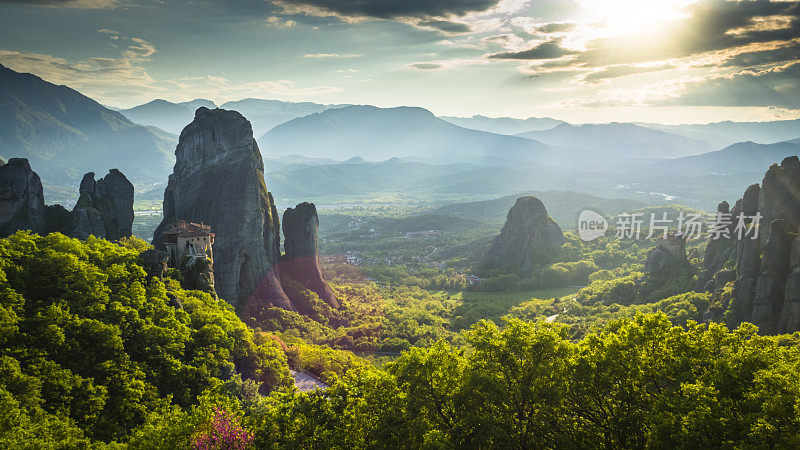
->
[759,156,800,243]
[153,107,290,309]
[0,158,46,237]
[279,202,338,308]
[779,237,800,332]
[481,196,565,275]
[750,220,790,334]
[139,248,169,279]
[68,170,134,241]
[695,202,735,291]
[703,157,800,334]
[179,254,216,296]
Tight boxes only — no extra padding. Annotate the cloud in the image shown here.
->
[272,0,503,20]
[417,19,471,34]
[0,0,118,8]
[489,39,577,60]
[582,63,678,82]
[411,62,443,70]
[656,62,800,108]
[165,75,344,99]
[304,53,361,58]
[536,22,575,34]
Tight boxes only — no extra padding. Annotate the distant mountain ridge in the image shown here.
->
[639,119,800,148]
[258,105,557,165]
[440,115,566,134]
[518,122,712,159]
[219,98,351,137]
[118,98,217,134]
[659,141,800,174]
[0,63,176,185]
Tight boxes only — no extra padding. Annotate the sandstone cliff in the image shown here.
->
[0,158,46,237]
[153,107,291,309]
[481,196,565,275]
[280,202,338,308]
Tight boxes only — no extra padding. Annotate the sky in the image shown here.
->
[1,0,799,124]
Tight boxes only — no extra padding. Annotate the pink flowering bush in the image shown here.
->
[191,407,253,450]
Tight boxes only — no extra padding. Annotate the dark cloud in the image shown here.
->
[276,0,501,20]
[0,0,117,7]
[418,19,471,34]
[578,0,800,66]
[411,62,443,70]
[658,62,800,108]
[721,43,800,68]
[536,22,575,34]
[489,39,576,60]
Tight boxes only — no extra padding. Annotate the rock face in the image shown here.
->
[68,170,134,240]
[482,196,565,275]
[0,158,46,237]
[280,202,338,308]
[139,249,169,279]
[703,157,800,334]
[759,156,800,243]
[153,107,290,309]
[179,254,216,296]
[695,202,736,290]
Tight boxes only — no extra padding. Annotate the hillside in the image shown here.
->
[0,64,176,185]
[440,115,565,134]
[118,98,216,134]
[518,122,712,159]
[659,141,800,174]
[258,105,559,165]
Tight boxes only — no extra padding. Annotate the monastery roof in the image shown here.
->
[163,220,214,238]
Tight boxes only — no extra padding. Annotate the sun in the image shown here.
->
[579,0,698,31]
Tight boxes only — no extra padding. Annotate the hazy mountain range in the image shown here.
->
[440,115,566,135]
[119,97,350,136]
[518,122,713,159]
[258,105,556,166]
[1,63,799,211]
[0,63,175,185]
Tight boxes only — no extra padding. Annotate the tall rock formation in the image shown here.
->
[0,160,134,241]
[153,107,290,309]
[0,158,46,237]
[759,156,800,243]
[68,170,134,241]
[481,196,565,275]
[702,157,800,333]
[280,202,338,308]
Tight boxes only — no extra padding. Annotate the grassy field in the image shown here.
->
[430,286,583,330]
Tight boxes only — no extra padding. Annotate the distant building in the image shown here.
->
[661,232,686,258]
[163,220,214,267]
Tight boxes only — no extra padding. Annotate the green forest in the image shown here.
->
[3,231,800,448]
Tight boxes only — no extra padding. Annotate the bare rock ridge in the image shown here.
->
[701,156,800,333]
[481,196,565,275]
[153,107,291,309]
[280,202,338,308]
[0,158,134,241]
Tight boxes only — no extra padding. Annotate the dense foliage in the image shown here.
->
[194,314,800,448]
[0,232,290,446]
